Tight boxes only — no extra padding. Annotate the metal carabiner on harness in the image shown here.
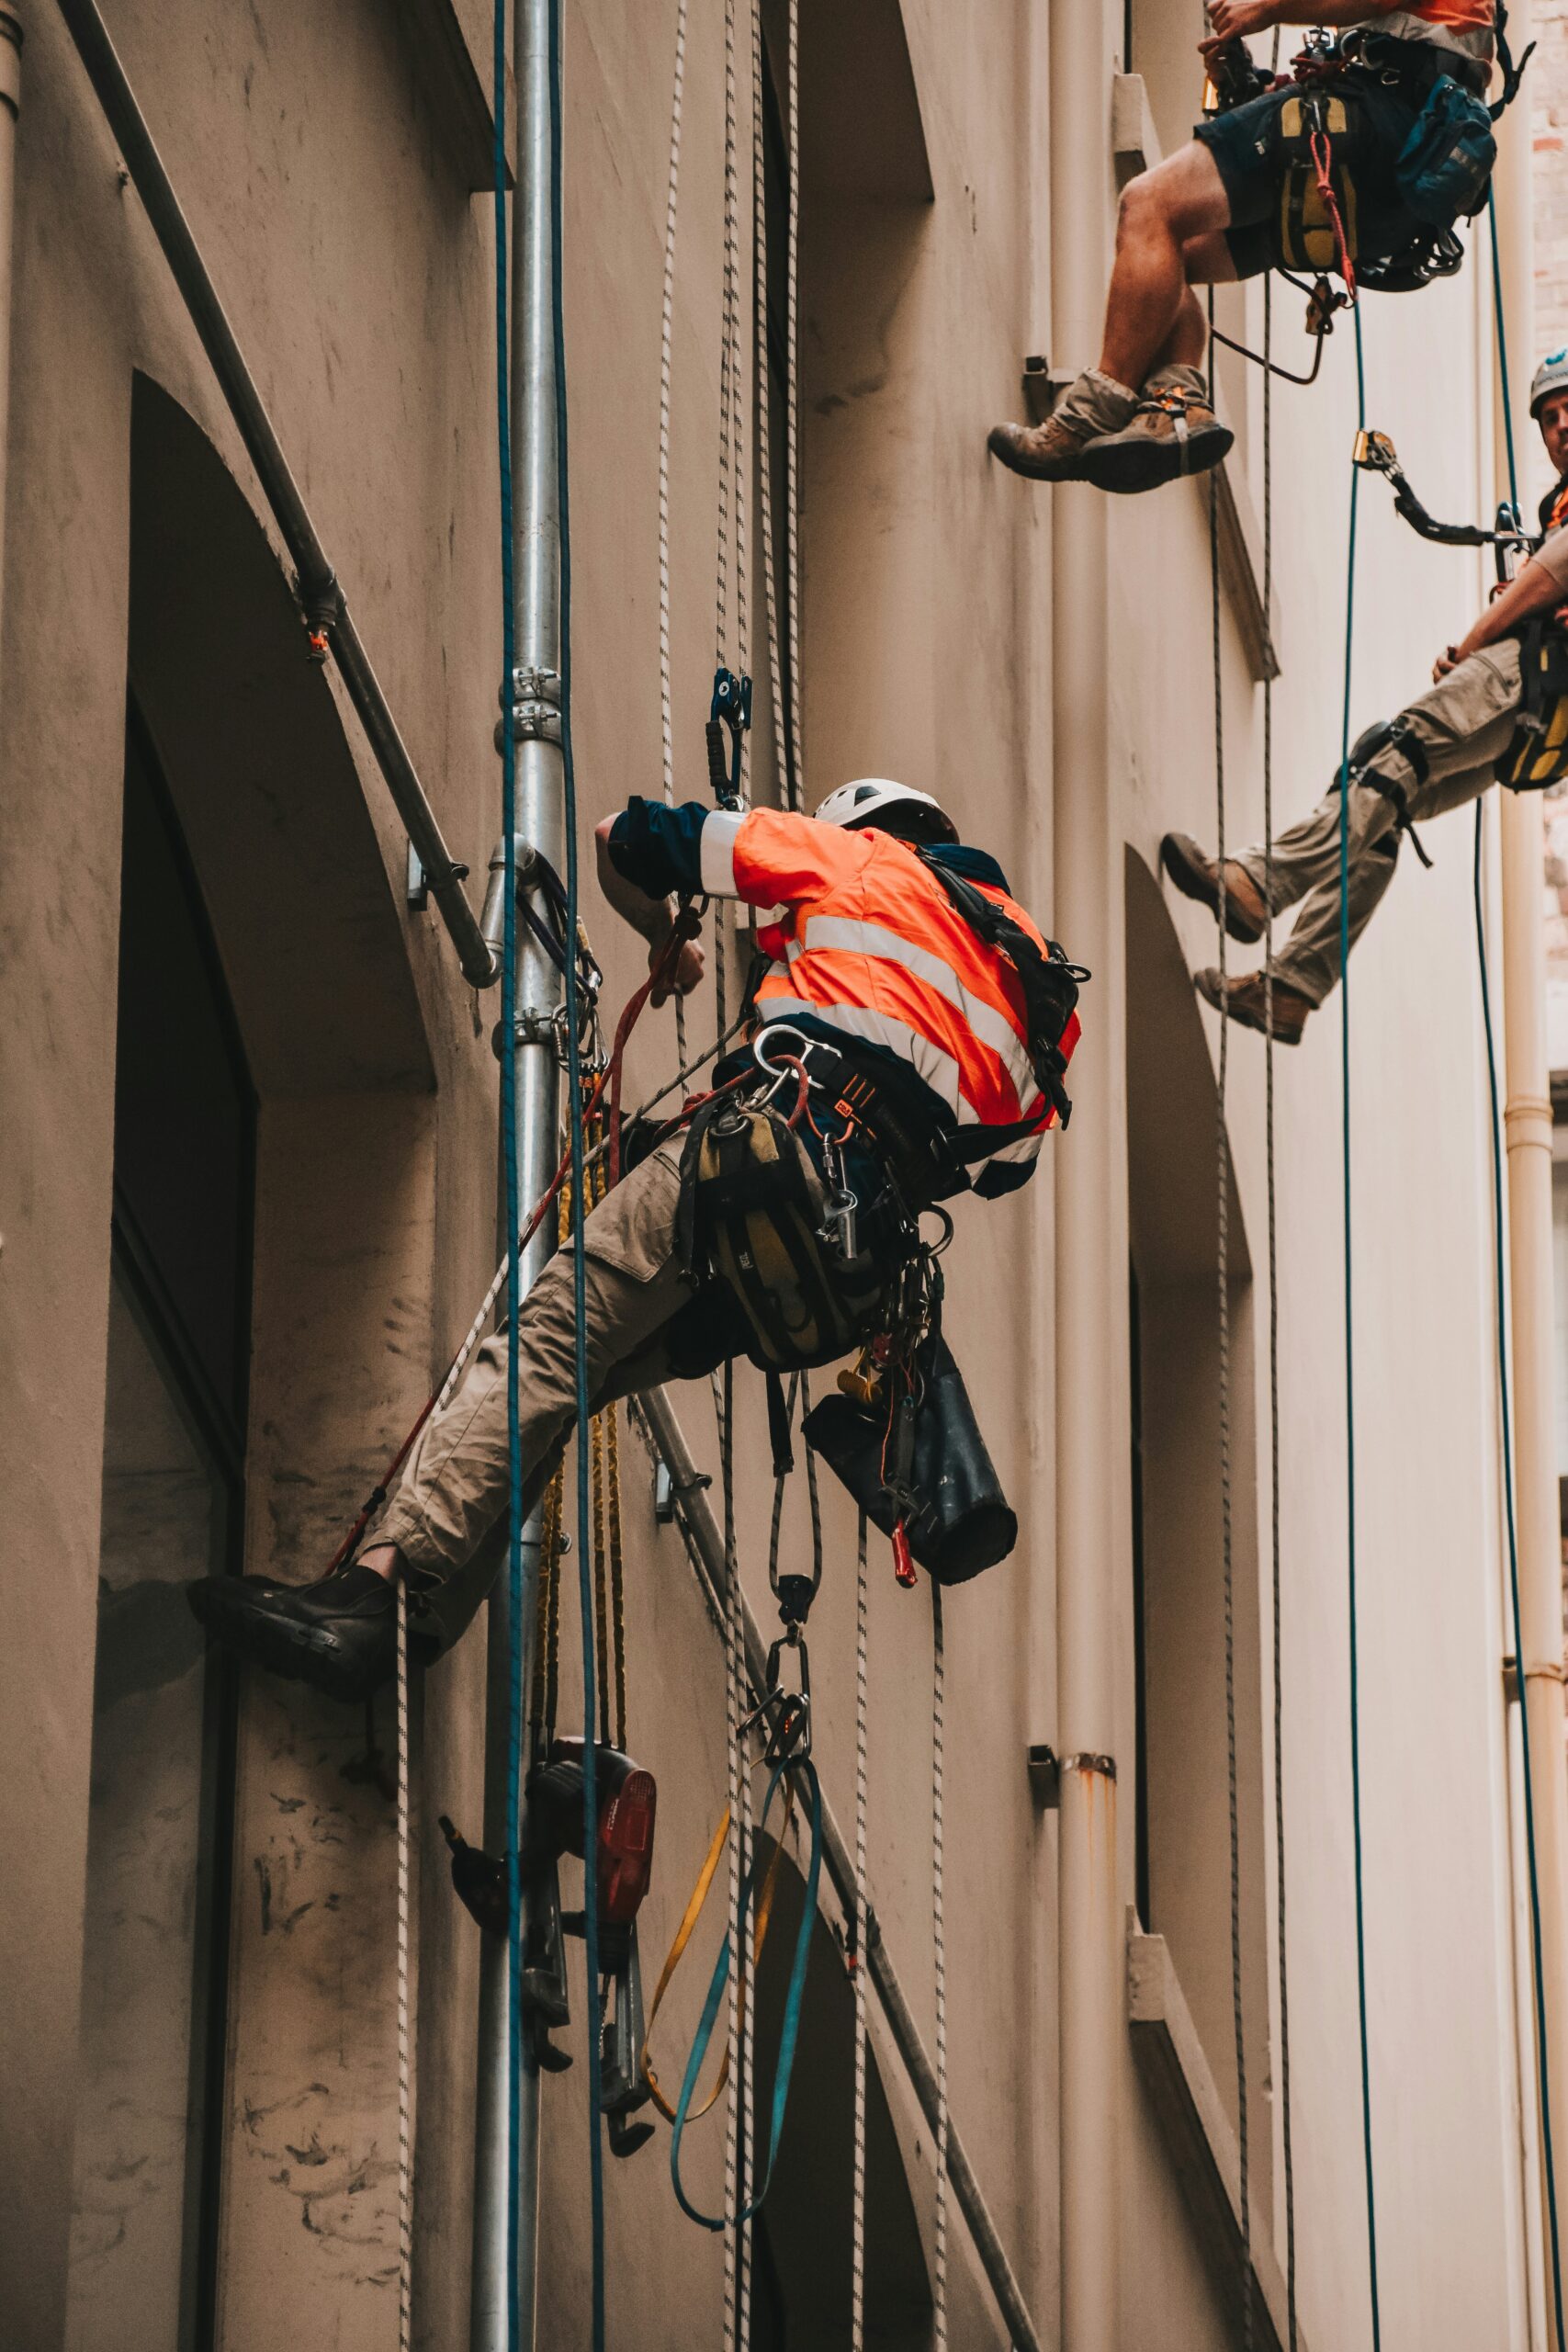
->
[706,665,753,809]
[761,1625,813,1763]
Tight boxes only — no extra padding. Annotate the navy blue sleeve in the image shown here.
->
[606,798,710,899]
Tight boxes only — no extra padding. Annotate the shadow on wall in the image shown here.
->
[750,1839,932,2348]
[1124,847,1271,2208]
[128,371,432,1099]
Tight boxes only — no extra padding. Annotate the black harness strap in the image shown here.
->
[913,853,1088,1128]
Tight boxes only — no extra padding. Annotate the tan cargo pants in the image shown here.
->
[377,1141,696,1654]
[1230,637,1523,1007]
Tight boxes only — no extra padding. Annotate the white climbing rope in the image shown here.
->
[395,1577,412,2352]
[931,1582,949,2348]
[851,1512,871,2351]
[714,7,754,2338]
[783,0,803,808]
[658,0,689,1065]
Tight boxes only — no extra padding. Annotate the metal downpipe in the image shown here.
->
[0,6,20,694]
[1050,0,1122,2340]
[468,3,564,2346]
[1493,6,1568,2306]
[53,0,496,988]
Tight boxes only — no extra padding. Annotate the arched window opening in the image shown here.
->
[1124,847,1270,2199]
[67,707,254,2352]
[748,1843,932,2348]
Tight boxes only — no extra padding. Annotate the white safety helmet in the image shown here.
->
[813,777,958,842]
[1530,349,1568,418]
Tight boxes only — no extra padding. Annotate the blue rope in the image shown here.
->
[1483,186,1568,2352]
[668,1757,825,2230]
[1337,299,1382,2351]
[489,6,526,2346]
[546,0,607,2340]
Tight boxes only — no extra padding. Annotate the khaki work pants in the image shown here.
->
[377,1142,695,1654]
[1231,638,1523,1007]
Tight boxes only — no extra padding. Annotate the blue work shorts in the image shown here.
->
[1193,74,1423,279]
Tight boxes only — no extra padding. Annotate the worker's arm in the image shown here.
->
[594,813,705,1005]
[1201,0,1404,55]
[1434,558,1566,680]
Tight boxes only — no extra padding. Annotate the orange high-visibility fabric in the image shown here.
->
[1404,0,1493,29]
[706,808,1070,1148]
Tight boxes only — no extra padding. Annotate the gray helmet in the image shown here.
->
[1530,349,1568,418]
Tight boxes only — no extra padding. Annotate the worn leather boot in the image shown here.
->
[1160,831,1266,944]
[187,1561,399,1702]
[1080,364,1233,494]
[1193,967,1312,1045]
[987,368,1138,483]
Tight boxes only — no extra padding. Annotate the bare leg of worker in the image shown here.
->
[1097,145,1232,390]
[987,146,1233,488]
[1231,641,1524,1006]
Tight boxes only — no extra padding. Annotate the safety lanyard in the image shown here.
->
[668,1753,823,2230]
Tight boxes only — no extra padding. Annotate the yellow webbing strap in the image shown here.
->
[641,1779,795,2123]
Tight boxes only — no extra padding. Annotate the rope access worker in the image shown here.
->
[1158,354,1568,1040]
[188,781,1082,1700]
[988,0,1497,496]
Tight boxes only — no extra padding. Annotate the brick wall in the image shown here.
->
[1535,0,1568,361]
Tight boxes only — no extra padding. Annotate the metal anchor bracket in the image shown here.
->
[495,663,564,752]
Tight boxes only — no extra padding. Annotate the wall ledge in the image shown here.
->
[1128,1923,1309,2352]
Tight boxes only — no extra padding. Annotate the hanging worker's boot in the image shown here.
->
[186,1561,398,1702]
[1193,967,1313,1045]
[1160,831,1267,944]
[1079,364,1233,495]
[986,368,1139,484]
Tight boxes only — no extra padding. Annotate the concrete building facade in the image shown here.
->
[2,2,1561,2347]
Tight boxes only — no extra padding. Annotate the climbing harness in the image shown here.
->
[1277,87,1362,288]
[1205,296,1252,2351]
[1353,426,1568,795]
[1501,620,1568,788]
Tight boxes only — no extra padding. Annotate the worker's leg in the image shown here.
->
[378,1148,691,1586]
[987,145,1234,489]
[187,1142,698,1693]
[1097,145,1232,390]
[1240,644,1524,1005]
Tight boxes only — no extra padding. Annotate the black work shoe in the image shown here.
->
[1193,967,1312,1045]
[1160,831,1267,944]
[187,1563,398,1702]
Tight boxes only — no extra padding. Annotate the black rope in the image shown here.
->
[1209,288,1252,2352]
[1261,259,1300,2352]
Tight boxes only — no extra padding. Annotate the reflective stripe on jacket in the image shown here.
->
[699,807,1077,1194]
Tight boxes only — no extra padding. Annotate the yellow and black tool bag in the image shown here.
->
[676,1094,893,1374]
[1274,90,1362,275]
[1500,619,1568,791]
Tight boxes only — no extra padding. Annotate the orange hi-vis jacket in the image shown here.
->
[698,807,1079,1196]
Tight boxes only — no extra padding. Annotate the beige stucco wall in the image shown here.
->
[0,1,1551,2347]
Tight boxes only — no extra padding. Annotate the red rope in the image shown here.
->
[1310,128,1357,303]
